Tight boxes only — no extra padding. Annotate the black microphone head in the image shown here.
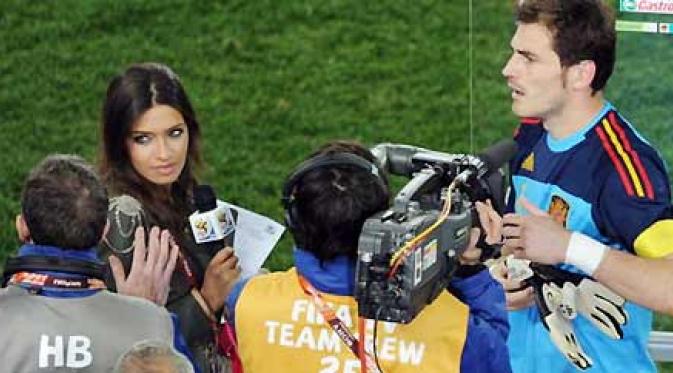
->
[478,139,518,175]
[194,184,217,212]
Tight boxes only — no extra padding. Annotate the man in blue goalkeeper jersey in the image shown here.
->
[478,0,673,372]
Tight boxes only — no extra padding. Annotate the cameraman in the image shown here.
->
[0,154,190,372]
[225,141,511,372]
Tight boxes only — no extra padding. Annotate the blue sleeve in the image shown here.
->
[225,277,251,333]
[594,152,673,257]
[450,269,512,373]
[171,313,202,373]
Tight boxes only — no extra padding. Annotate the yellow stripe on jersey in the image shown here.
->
[633,219,673,258]
[602,119,645,198]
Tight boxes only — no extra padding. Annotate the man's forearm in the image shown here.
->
[562,231,673,314]
[593,249,673,315]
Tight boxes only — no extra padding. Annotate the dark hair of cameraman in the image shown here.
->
[21,154,108,250]
[288,140,390,262]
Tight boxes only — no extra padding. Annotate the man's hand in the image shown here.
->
[201,247,241,313]
[490,257,535,310]
[110,227,179,306]
[502,197,571,265]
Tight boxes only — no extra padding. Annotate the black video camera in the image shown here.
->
[354,140,516,323]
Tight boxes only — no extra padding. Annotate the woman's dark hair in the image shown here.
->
[99,63,201,237]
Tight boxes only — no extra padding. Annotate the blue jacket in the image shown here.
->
[228,248,511,372]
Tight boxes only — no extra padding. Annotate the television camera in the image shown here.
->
[354,140,517,323]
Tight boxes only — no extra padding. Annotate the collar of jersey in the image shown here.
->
[294,248,355,296]
[546,101,612,152]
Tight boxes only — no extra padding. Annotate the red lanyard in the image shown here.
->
[177,252,244,373]
[9,271,106,291]
[177,252,199,288]
[297,274,381,373]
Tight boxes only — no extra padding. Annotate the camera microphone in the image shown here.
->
[477,138,518,176]
[189,185,236,254]
[456,139,518,183]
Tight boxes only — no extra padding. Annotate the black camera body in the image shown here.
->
[355,165,473,323]
[354,141,514,323]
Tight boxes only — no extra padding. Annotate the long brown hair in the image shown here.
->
[99,63,201,237]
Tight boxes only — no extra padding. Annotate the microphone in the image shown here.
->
[188,185,236,254]
[478,139,518,176]
[456,139,518,183]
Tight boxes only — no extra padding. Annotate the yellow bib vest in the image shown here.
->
[235,268,469,373]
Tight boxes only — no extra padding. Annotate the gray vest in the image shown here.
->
[0,286,174,372]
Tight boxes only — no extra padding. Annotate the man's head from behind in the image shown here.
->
[18,154,108,250]
[114,339,194,373]
[282,141,390,262]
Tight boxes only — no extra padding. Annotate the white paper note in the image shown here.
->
[217,200,285,278]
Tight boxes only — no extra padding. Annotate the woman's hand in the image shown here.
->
[200,247,241,313]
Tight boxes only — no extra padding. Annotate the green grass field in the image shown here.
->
[2,0,673,369]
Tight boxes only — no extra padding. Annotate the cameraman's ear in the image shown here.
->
[15,214,31,243]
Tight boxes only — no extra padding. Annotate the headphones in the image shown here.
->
[2,256,104,287]
[281,152,387,232]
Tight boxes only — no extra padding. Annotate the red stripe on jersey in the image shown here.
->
[596,126,635,197]
[520,117,542,125]
[515,117,542,138]
[607,111,654,199]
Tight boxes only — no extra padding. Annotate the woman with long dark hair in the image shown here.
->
[98,62,239,373]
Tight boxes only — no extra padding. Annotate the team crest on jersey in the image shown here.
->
[548,195,570,227]
[522,153,534,172]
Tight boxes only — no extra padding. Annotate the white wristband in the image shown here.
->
[565,232,607,275]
